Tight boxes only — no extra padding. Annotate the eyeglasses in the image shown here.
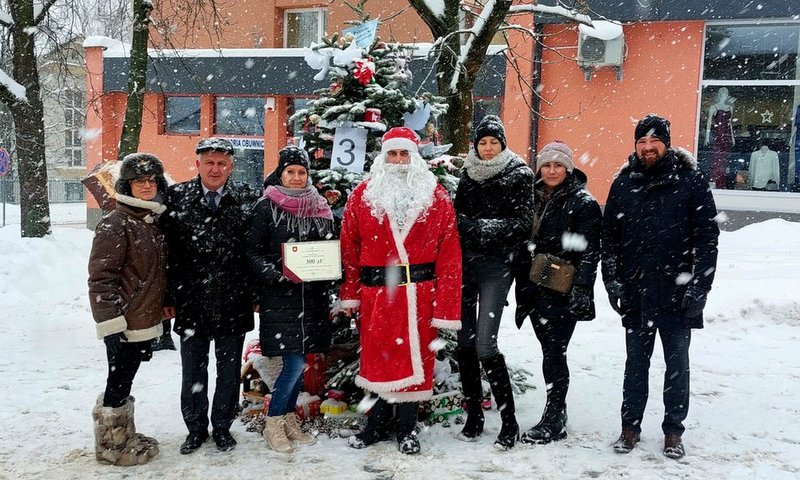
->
[131,176,158,186]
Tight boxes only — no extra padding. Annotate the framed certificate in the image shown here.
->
[282,240,342,282]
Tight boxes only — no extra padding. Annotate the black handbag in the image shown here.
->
[529,253,575,294]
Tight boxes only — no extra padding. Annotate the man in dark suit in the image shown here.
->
[161,137,260,454]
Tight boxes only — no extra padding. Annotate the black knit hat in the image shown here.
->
[634,114,671,148]
[115,153,167,196]
[264,146,311,187]
[473,115,507,153]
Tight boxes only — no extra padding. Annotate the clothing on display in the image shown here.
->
[749,146,780,190]
[709,109,733,188]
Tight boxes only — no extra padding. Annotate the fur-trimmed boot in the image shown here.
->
[92,396,159,466]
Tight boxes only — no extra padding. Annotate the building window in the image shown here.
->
[288,97,313,140]
[698,22,800,192]
[63,90,83,167]
[214,97,265,136]
[165,96,201,134]
[284,9,326,48]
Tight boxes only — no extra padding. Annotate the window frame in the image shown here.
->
[212,95,267,137]
[283,8,327,48]
[63,90,84,167]
[163,95,202,135]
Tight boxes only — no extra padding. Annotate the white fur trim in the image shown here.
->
[96,316,127,339]
[123,323,163,343]
[431,318,462,330]
[115,194,167,214]
[381,138,418,154]
[379,390,434,402]
[339,299,361,308]
[355,372,425,393]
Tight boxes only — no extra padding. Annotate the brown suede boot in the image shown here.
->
[613,428,640,454]
[92,396,159,466]
[663,433,685,459]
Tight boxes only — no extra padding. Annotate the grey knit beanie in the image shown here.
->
[536,141,574,173]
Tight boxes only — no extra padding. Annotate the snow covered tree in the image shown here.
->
[0,0,57,238]
[116,0,152,160]
[408,0,592,154]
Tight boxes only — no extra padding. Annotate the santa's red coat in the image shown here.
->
[339,181,462,402]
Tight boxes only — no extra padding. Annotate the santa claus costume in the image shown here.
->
[340,127,462,454]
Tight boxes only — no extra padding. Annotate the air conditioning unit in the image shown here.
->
[577,21,625,81]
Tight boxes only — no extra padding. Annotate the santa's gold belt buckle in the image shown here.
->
[396,263,411,286]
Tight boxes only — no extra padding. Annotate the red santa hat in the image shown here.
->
[381,127,420,154]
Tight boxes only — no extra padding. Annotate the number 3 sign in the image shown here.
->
[331,127,367,173]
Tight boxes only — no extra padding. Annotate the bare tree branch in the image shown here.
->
[33,0,58,25]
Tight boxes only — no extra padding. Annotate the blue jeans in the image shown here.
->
[621,325,691,435]
[268,353,306,417]
[459,254,513,360]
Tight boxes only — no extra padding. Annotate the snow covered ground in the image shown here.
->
[1,203,799,480]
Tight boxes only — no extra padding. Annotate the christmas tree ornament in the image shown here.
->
[353,58,376,86]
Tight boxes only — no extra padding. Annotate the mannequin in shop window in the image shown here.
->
[749,141,780,191]
[704,87,735,189]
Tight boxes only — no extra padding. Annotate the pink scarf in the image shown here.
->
[264,185,333,220]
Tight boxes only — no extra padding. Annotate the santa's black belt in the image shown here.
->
[360,263,436,287]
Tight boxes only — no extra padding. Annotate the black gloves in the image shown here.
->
[569,286,592,313]
[104,331,127,356]
[605,280,625,315]
[681,286,709,319]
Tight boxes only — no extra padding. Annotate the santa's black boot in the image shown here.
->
[395,402,420,455]
[482,353,519,451]
[456,347,484,442]
[348,398,392,449]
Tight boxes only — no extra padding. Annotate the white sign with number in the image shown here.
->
[331,127,367,173]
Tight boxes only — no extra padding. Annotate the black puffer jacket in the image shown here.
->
[601,148,719,329]
[246,196,335,355]
[161,177,261,338]
[514,169,602,325]
[454,150,534,259]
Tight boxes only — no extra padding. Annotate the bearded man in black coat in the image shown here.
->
[161,137,260,454]
[602,115,720,460]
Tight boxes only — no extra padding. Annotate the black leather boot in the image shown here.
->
[456,347,484,442]
[348,397,392,449]
[395,402,421,455]
[482,353,519,451]
[520,400,568,445]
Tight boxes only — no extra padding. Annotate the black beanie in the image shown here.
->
[264,146,311,187]
[115,153,167,196]
[473,115,507,154]
[634,114,671,148]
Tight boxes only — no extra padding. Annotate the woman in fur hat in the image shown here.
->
[513,141,602,445]
[246,146,335,453]
[88,153,169,466]
[453,115,534,450]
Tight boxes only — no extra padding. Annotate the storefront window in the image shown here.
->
[288,98,313,139]
[165,96,201,134]
[215,97,265,136]
[699,23,800,192]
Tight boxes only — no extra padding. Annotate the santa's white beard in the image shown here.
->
[364,153,436,230]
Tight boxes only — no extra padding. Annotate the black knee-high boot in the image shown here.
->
[482,353,519,450]
[456,347,485,441]
[396,401,420,455]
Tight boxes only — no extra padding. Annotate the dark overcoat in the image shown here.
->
[161,177,260,338]
[601,148,720,329]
